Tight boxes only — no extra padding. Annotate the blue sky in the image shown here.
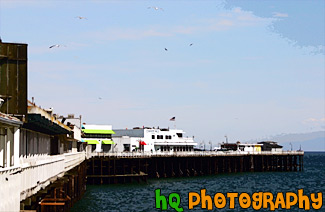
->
[1,0,324,149]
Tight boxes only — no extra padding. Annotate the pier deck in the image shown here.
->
[88,151,304,158]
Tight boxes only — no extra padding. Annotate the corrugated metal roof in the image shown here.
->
[27,101,71,132]
[0,112,23,126]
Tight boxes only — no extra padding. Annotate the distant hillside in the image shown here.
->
[250,131,325,151]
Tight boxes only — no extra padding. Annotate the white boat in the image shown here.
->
[112,127,197,153]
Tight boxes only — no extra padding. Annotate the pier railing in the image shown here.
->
[0,166,22,212]
[89,150,304,158]
[0,151,86,206]
[20,154,65,200]
[64,152,86,171]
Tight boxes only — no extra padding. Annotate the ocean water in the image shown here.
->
[71,152,324,212]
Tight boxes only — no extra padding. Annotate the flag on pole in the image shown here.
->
[170,117,175,121]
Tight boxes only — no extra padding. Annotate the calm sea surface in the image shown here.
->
[71,152,324,212]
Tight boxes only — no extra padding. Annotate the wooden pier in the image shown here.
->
[86,151,304,184]
[20,161,87,212]
[87,157,150,184]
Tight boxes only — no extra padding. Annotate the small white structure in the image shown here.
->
[0,113,22,169]
[238,143,262,152]
[67,125,83,153]
[113,127,197,152]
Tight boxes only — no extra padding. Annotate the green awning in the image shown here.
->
[84,140,100,144]
[83,139,114,144]
[82,129,115,134]
[102,140,114,144]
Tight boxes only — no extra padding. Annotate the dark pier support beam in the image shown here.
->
[234,157,238,173]
[288,155,292,172]
[240,156,244,172]
[261,155,265,172]
[186,157,190,177]
[293,155,298,171]
[221,157,224,173]
[100,157,103,184]
[250,155,254,172]
[192,157,196,176]
[280,155,284,172]
[114,159,117,184]
[199,157,203,175]
[284,155,288,172]
[123,159,126,183]
[214,158,218,174]
[171,158,175,177]
[208,157,212,175]
[178,158,182,176]
[163,159,166,178]
[245,156,249,172]
[299,155,303,171]
[268,155,272,171]
[92,158,95,184]
[108,159,111,183]
[265,156,269,171]
[274,155,281,172]
[155,158,159,178]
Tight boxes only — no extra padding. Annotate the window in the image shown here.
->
[152,135,155,139]
[165,135,172,139]
[157,135,163,139]
[176,133,183,138]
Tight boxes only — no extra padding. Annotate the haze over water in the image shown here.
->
[71,152,324,211]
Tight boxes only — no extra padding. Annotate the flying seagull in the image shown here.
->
[49,44,66,48]
[164,48,168,51]
[189,43,193,46]
[98,97,102,100]
[75,16,88,20]
[147,6,164,11]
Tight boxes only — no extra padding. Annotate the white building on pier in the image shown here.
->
[81,124,115,153]
[112,127,197,153]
